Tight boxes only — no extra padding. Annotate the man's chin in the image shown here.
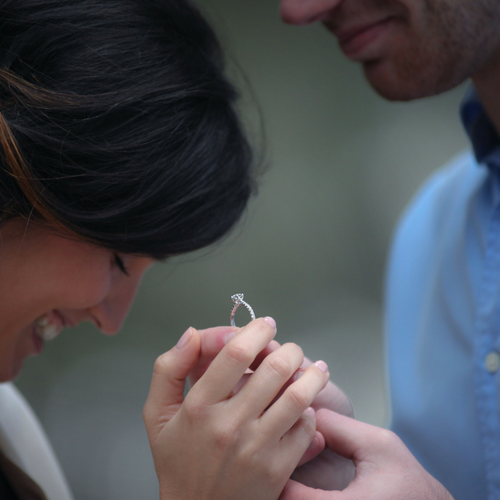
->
[363,59,456,102]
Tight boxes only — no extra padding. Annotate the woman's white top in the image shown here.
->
[0,383,74,500]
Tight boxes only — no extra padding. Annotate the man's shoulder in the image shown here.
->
[397,150,487,234]
[387,149,491,276]
[414,150,482,204]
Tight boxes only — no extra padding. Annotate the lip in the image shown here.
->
[33,309,70,342]
[54,310,75,328]
[46,310,65,329]
[336,17,394,58]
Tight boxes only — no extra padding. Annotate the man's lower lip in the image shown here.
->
[338,18,393,57]
[32,330,44,354]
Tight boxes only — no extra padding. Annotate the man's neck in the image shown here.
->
[473,50,500,136]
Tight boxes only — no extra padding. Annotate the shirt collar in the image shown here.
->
[460,86,500,169]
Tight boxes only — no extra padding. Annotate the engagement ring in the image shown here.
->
[230,293,256,327]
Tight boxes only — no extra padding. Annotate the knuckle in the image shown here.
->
[285,385,309,410]
[266,354,292,378]
[263,461,284,486]
[152,352,171,374]
[182,394,210,421]
[214,425,236,449]
[374,428,400,448]
[283,342,304,359]
[211,421,241,454]
[225,341,253,365]
[262,466,277,484]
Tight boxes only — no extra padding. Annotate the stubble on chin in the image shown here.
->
[361,0,500,101]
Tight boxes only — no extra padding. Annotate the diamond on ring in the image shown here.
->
[230,293,256,327]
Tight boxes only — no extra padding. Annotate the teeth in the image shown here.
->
[36,315,50,327]
[34,315,61,341]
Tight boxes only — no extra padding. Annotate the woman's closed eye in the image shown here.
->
[113,253,129,276]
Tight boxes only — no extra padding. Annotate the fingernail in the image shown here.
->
[176,327,193,349]
[305,407,315,418]
[268,340,280,351]
[264,316,276,329]
[314,360,329,373]
[224,330,237,344]
[302,11,328,25]
[300,17,314,25]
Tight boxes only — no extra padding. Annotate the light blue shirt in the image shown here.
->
[386,89,500,500]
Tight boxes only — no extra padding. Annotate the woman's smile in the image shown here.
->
[0,220,154,381]
[31,310,72,355]
[34,310,67,342]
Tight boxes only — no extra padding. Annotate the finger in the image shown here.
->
[249,339,281,371]
[229,372,251,396]
[263,356,320,410]
[232,343,304,417]
[312,380,354,417]
[188,329,279,388]
[277,408,317,475]
[189,317,277,404]
[188,326,238,386]
[279,479,341,500]
[143,327,201,438]
[297,357,354,417]
[297,431,325,466]
[315,408,388,460]
[292,448,356,491]
[229,341,281,397]
[261,361,329,436]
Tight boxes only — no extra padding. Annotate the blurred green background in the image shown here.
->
[15,0,468,498]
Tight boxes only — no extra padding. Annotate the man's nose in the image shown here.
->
[88,281,140,335]
[280,0,342,25]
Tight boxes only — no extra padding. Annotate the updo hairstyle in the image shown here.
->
[0,0,255,258]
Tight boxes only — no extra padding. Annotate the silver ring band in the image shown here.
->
[230,293,256,327]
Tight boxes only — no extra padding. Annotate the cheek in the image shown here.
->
[54,264,113,309]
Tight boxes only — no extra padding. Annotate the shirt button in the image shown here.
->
[485,352,500,373]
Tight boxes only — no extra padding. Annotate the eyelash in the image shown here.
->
[113,254,129,276]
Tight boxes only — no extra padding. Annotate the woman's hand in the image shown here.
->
[188,328,356,490]
[143,318,330,500]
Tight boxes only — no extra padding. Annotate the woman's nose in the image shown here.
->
[88,281,140,335]
[280,0,342,25]
[87,256,154,335]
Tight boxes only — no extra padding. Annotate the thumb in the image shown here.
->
[143,327,201,438]
[188,326,237,386]
[279,479,338,500]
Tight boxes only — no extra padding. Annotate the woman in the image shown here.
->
[0,0,334,498]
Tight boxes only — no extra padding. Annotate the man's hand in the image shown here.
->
[280,409,454,500]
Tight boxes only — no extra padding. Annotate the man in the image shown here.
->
[275,0,500,499]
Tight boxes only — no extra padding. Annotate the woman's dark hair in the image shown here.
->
[0,0,254,258]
